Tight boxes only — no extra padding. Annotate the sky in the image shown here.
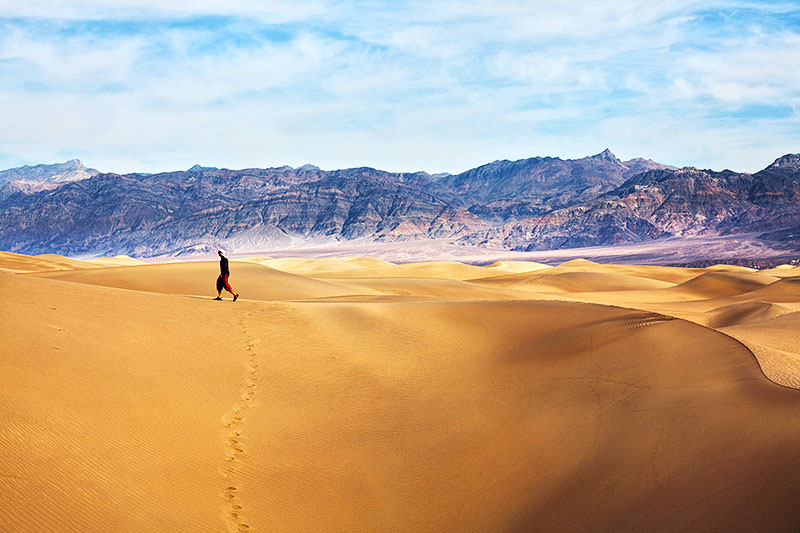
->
[0,1,798,175]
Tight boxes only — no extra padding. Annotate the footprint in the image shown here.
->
[237,525,250,531]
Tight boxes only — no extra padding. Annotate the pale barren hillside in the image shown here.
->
[1,253,799,532]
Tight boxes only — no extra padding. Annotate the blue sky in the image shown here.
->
[0,1,798,174]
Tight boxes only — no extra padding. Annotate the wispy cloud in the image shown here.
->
[0,1,797,173]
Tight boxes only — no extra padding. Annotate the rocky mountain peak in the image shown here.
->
[589,149,620,163]
[766,153,800,170]
[187,164,219,172]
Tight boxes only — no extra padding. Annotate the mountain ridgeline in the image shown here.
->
[1,151,798,258]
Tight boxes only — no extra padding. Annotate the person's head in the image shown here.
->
[218,249,224,257]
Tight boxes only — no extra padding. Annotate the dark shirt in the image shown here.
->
[219,256,229,276]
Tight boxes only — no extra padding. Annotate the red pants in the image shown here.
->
[217,274,234,293]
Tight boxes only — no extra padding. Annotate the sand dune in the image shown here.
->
[0,251,101,273]
[30,261,371,301]
[1,253,799,532]
[669,270,778,298]
[261,256,395,276]
[470,270,674,293]
[84,254,147,267]
[484,260,552,273]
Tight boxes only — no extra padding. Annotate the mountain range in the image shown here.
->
[1,151,798,263]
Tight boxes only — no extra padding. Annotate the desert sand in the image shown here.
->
[1,251,799,531]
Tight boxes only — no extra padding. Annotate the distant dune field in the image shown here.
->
[1,252,799,531]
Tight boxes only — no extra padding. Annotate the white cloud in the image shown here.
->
[0,26,145,86]
[0,1,797,174]
[0,0,329,23]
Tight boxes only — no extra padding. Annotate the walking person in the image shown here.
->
[214,250,239,301]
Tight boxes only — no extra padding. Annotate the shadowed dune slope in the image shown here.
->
[706,300,780,328]
[238,300,800,532]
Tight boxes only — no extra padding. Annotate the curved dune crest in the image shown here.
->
[670,270,778,298]
[707,300,779,328]
[484,260,552,273]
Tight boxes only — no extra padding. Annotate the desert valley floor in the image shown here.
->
[1,251,800,531]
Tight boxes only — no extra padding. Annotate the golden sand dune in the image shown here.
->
[262,256,395,276]
[1,253,800,532]
[762,264,800,277]
[264,257,552,284]
[0,251,146,273]
[30,261,371,301]
[484,260,552,273]
[0,251,101,273]
[706,300,781,328]
[471,270,673,293]
[521,258,702,284]
[84,254,147,267]
[669,270,778,298]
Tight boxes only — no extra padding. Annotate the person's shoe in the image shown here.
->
[233,293,239,302]
[213,297,222,300]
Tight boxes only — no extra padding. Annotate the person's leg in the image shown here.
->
[223,275,238,298]
[215,275,224,299]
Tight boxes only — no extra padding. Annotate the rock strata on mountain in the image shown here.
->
[0,152,798,260]
[438,149,675,221]
[460,158,800,251]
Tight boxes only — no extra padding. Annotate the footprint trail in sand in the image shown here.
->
[220,309,261,532]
